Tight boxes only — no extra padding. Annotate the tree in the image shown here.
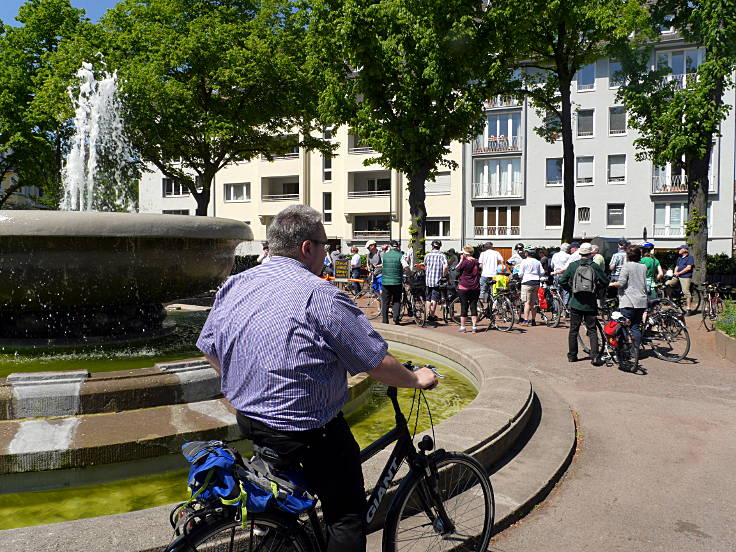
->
[101,0,327,216]
[0,0,91,209]
[310,0,510,260]
[495,0,648,241]
[615,1,736,283]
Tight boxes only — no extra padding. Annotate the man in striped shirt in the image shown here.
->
[423,240,448,322]
[197,205,438,552]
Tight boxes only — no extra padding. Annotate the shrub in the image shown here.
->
[231,255,259,274]
[715,301,736,338]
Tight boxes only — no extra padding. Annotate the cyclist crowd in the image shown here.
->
[333,237,696,367]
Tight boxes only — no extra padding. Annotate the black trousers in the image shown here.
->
[381,284,403,324]
[568,308,599,358]
[458,288,480,317]
[237,412,366,552]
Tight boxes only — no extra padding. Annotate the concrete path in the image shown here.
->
[420,316,735,551]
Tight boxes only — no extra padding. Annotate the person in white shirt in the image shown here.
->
[517,247,545,326]
[563,242,581,268]
[551,243,571,306]
[349,245,362,294]
[478,242,504,300]
[506,242,524,270]
[257,243,272,264]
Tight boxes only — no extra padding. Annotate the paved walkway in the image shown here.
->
[420,315,736,551]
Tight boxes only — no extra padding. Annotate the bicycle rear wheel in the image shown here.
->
[445,297,461,325]
[648,314,690,362]
[545,296,562,328]
[383,451,494,552]
[165,511,313,552]
[355,290,382,320]
[490,296,515,332]
[702,297,725,331]
[413,296,427,327]
[576,320,605,358]
[618,329,639,373]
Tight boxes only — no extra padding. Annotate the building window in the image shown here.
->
[474,206,520,236]
[472,158,522,198]
[544,111,561,140]
[607,155,626,184]
[224,182,250,202]
[162,178,186,197]
[426,218,450,237]
[609,106,627,135]
[656,49,701,88]
[576,156,594,185]
[323,192,332,224]
[323,155,332,182]
[426,171,451,195]
[546,158,563,186]
[353,215,391,239]
[607,204,626,227]
[474,111,523,152]
[349,176,391,198]
[545,205,562,228]
[609,59,625,88]
[654,202,712,237]
[162,209,189,215]
[577,63,595,91]
[578,207,591,223]
[577,109,594,137]
[323,126,333,141]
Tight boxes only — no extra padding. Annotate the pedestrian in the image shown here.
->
[365,239,383,292]
[456,245,481,333]
[665,244,695,314]
[349,245,362,294]
[324,244,332,275]
[423,240,448,322]
[257,242,272,264]
[640,242,663,298]
[560,242,609,366]
[517,246,545,326]
[591,245,605,268]
[551,243,571,306]
[330,245,342,277]
[445,248,460,302]
[479,242,504,301]
[564,241,582,268]
[538,247,552,282]
[196,205,438,552]
[507,243,524,269]
[609,246,648,353]
[609,239,629,282]
[381,240,407,325]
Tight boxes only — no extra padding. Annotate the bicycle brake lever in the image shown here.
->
[425,364,445,379]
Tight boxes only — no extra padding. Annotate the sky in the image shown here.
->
[1,0,119,26]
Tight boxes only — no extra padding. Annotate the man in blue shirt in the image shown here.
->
[666,244,695,313]
[197,205,437,552]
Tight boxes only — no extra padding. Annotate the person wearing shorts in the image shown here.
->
[666,244,694,313]
[517,247,544,326]
[423,240,448,322]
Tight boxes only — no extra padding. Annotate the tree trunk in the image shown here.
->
[407,167,429,264]
[559,81,576,243]
[686,154,711,285]
[192,172,213,216]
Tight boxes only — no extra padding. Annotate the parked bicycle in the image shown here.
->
[477,282,516,332]
[539,281,566,328]
[659,279,702,314]
[164,362,495,552]
[702,282,728,331]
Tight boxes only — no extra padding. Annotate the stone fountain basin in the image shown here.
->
[0,211,251,311]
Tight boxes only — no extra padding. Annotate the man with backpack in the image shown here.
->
[559,242,609,365]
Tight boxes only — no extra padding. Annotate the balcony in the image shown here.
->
[472,135,523,154]
[472,180,523,199]
[653,225,684,237]
[353,229,391,240]
[347,189,390,199]
[484,96,521,109]
[651,174,716,194]
[474,226,520,237]
[661,73,697,90]
[262,193,299,201]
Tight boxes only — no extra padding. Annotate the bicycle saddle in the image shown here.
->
[252,444,298,472]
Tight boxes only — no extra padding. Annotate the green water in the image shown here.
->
[0,352,476,530]
[0,311,207,378]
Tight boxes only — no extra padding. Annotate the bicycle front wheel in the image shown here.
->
[383,451,494,552]
[165,511,314,552]
[546,296,562,328]
[702,297,725,331]
[577,319,605,358]
[490,296,515,332]
[413,296,427,327]
[648,314,690,362]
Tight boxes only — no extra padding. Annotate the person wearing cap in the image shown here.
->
[517,247,545,326]
[640,242,663,298]
[609,239,629,282]
[330,244,342,277]
[366,240,382,276]
[564,241,582,268]
[479,242,504,301]
[560,242,609,365]
[423,240,448,322]
[507,243,524,269]
[381,240,408,324]
[666,244,695,313]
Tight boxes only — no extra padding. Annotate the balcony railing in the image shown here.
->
[472,180,523,199]
[472,135,523,153]
[274,152,299,160]
[474,225,520,237]
[262,193,299,201]
[353,230,391,239]
[347,189,391,198]
[661,73,697,90]
[653,225,685,237]
[484,96,521,109]
[651,173,716,194]
[348,146,376,154]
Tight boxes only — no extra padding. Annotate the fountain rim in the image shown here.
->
[0,211,252,241]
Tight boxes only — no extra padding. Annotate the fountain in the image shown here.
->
[0,62,251,346]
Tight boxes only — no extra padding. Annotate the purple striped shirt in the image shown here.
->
[197,256,387,431]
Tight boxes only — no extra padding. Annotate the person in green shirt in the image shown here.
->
[559,243,610,365]
[381,240,408,324]
[639,242,663,298]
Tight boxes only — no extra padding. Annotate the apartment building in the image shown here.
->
[142,126,463,255]
[140,34,735,256]
[465,33,735,254]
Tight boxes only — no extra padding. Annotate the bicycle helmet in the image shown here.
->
[431,240,442,249]
[641,241,655,250]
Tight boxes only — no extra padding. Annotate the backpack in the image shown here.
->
[603,320,621,348]
[572,262,596,294]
